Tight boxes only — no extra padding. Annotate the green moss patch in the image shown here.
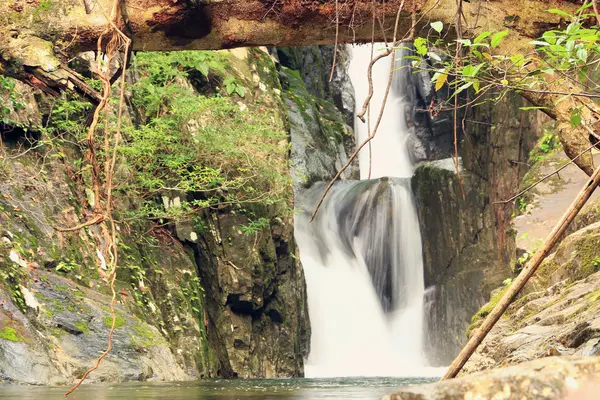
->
[466,284,510,338]
[103,315,126,329]
[0,327,23,342]
[74,320,90,334]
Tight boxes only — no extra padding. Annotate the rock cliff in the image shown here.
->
[0,47,315,384]
[412,91,543,365]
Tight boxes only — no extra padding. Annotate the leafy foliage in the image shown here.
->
[240,217,270,236]
[39,50,290,224]
[0,76,24,125]
[120,51,290,221]
[529,132,561,163]
[223,76,246,97]
[413,4,600,125]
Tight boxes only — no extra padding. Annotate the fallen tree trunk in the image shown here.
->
[442,159,600,380]
[0,0,596,174]
[0,0,581,56]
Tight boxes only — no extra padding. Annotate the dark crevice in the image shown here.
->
[0,125,41,148]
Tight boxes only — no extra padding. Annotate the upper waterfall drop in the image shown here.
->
[349,44,415,179]
[295,44,432,378]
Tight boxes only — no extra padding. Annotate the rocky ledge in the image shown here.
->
[462,221,600,374]
[387,356,600,400]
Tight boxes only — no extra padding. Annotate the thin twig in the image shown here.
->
[329,0,339,82]
[453,0,466,198]
[368,0,377,179]
[355,0,443,122]
[592,0,600,27]
[55,214,105,232]
[494,142,597,204]
[356,0,406,122]
[64,0,130,395]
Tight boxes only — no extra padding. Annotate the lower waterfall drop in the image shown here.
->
[296,44,432,377]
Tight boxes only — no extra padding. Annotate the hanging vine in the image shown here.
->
[58,0,131,395]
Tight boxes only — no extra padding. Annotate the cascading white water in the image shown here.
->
[295,44,433,378]
[350,44,415,180]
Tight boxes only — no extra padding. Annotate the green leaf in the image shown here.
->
[542,31,557,45]
[456,39,472,46]
[462,63,485,77]
[577,47,588,61]
[565,40,575,54]
[566,22,579,35]
[454,81,473,94]
[474,31,492,44]
[429,52,442,62]
[491,30,509,48]
[198,62,209,76]
[435,73,448,91]
[431,21,443,33]
[223,76,235,86]
[235,86,245,98]
[414,37,428,56]
[576,2,593,13]
[226,83,235,95]
[570,108,582,127]
[510,54,526,67]
[546,8,571,18]
[529,40,550,46]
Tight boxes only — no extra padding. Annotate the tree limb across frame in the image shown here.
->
[1,0,597,176]
[0,0,582,56]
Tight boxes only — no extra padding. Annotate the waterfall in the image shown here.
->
[295,44,434,378]
[350,44,416,179]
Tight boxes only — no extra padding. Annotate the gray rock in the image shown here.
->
[387,356,600,400]
[277,47,359,191]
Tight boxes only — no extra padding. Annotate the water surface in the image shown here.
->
[0,377,436,399]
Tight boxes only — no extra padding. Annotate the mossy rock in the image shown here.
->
[0,327,23,342]
[466,284,511,338]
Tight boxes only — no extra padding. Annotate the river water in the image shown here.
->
[0,377,435,399]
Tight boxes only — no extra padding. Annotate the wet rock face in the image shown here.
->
[189,211,310,378]
[390,47,459,163]
[277,46,355,126]
[0,48,310,384]
[413,163,508,365]
[277,46,359,190]
[412,91,542,365]
[388,356,600,400]
[0,158,200,384]
[0,269,189,385]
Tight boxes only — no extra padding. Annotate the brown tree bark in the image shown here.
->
[0,0,580,57]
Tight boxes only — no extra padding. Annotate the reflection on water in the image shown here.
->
[0,377,436,399]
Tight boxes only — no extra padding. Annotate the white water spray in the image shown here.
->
[295,44,438,378]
